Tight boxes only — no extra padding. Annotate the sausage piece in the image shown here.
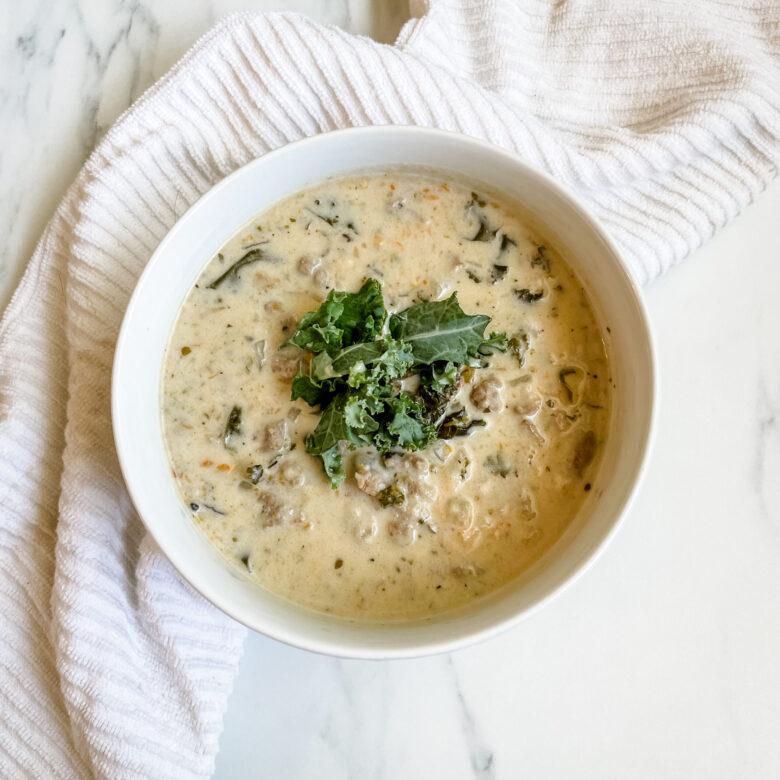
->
[470,376,504,413]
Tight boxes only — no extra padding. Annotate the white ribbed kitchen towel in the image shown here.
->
[1,1,778,777]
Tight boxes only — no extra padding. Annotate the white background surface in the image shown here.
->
[2,2,779,778]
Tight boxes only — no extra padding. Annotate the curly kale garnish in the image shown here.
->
[286,280,506,487]
[289,278,386,353]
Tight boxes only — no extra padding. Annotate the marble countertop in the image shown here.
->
[3,2,779,778]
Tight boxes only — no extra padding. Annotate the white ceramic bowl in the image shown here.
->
[113,126,656,659]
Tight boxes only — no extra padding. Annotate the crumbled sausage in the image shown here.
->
[382,453,404,471]
[262,420,288,452]
[405,454,429,477]
[354,464,387,496]
[396,477,437,521]
[271,351,300,379]
[470,376,504,413]
[446,496,474,530]
[257,490,295,528]
[313,267,330,288]
[280,461,304,487]
[512,387,542,417]
[354,518,378,543]
[398,476,435,502]
[296,255,321,276]
[387,517,417,546]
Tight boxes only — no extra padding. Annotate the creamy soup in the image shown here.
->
[161,171,611,621]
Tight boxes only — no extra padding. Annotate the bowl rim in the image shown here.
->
[112,124,658,659]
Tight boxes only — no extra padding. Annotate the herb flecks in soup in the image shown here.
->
[162,173,611,620]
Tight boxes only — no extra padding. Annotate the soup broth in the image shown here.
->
[161,171,611,620]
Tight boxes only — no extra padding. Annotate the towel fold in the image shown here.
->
[1,1,777,777]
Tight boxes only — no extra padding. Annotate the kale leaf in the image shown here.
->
[319,445,345,488]
[206,247,273,289]
[508,331,530,367]
[290,374,332,407]
[290,278,387,354]
[306,396,352,456]
[288,279,506,488]
[415,380,460,426]
[311,338,412,383]
[383,394,436,451]
[436,408,487,439]
[388,294,491,365]
[420,361,459,392]
[343,393,384,443]
[479,331,509,355]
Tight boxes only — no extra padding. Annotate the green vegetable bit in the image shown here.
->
[377,484,405,507]
[223,405,242,449]
[206,247,273,289]
[514,288,544,304]
[289,278,386,354]
[388,293,492,365]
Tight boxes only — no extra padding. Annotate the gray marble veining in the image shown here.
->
[447,656,495,779]
[0,0,408,313]
[756,377,779,523]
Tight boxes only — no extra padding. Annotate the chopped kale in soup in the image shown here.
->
[161,172,611,620]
